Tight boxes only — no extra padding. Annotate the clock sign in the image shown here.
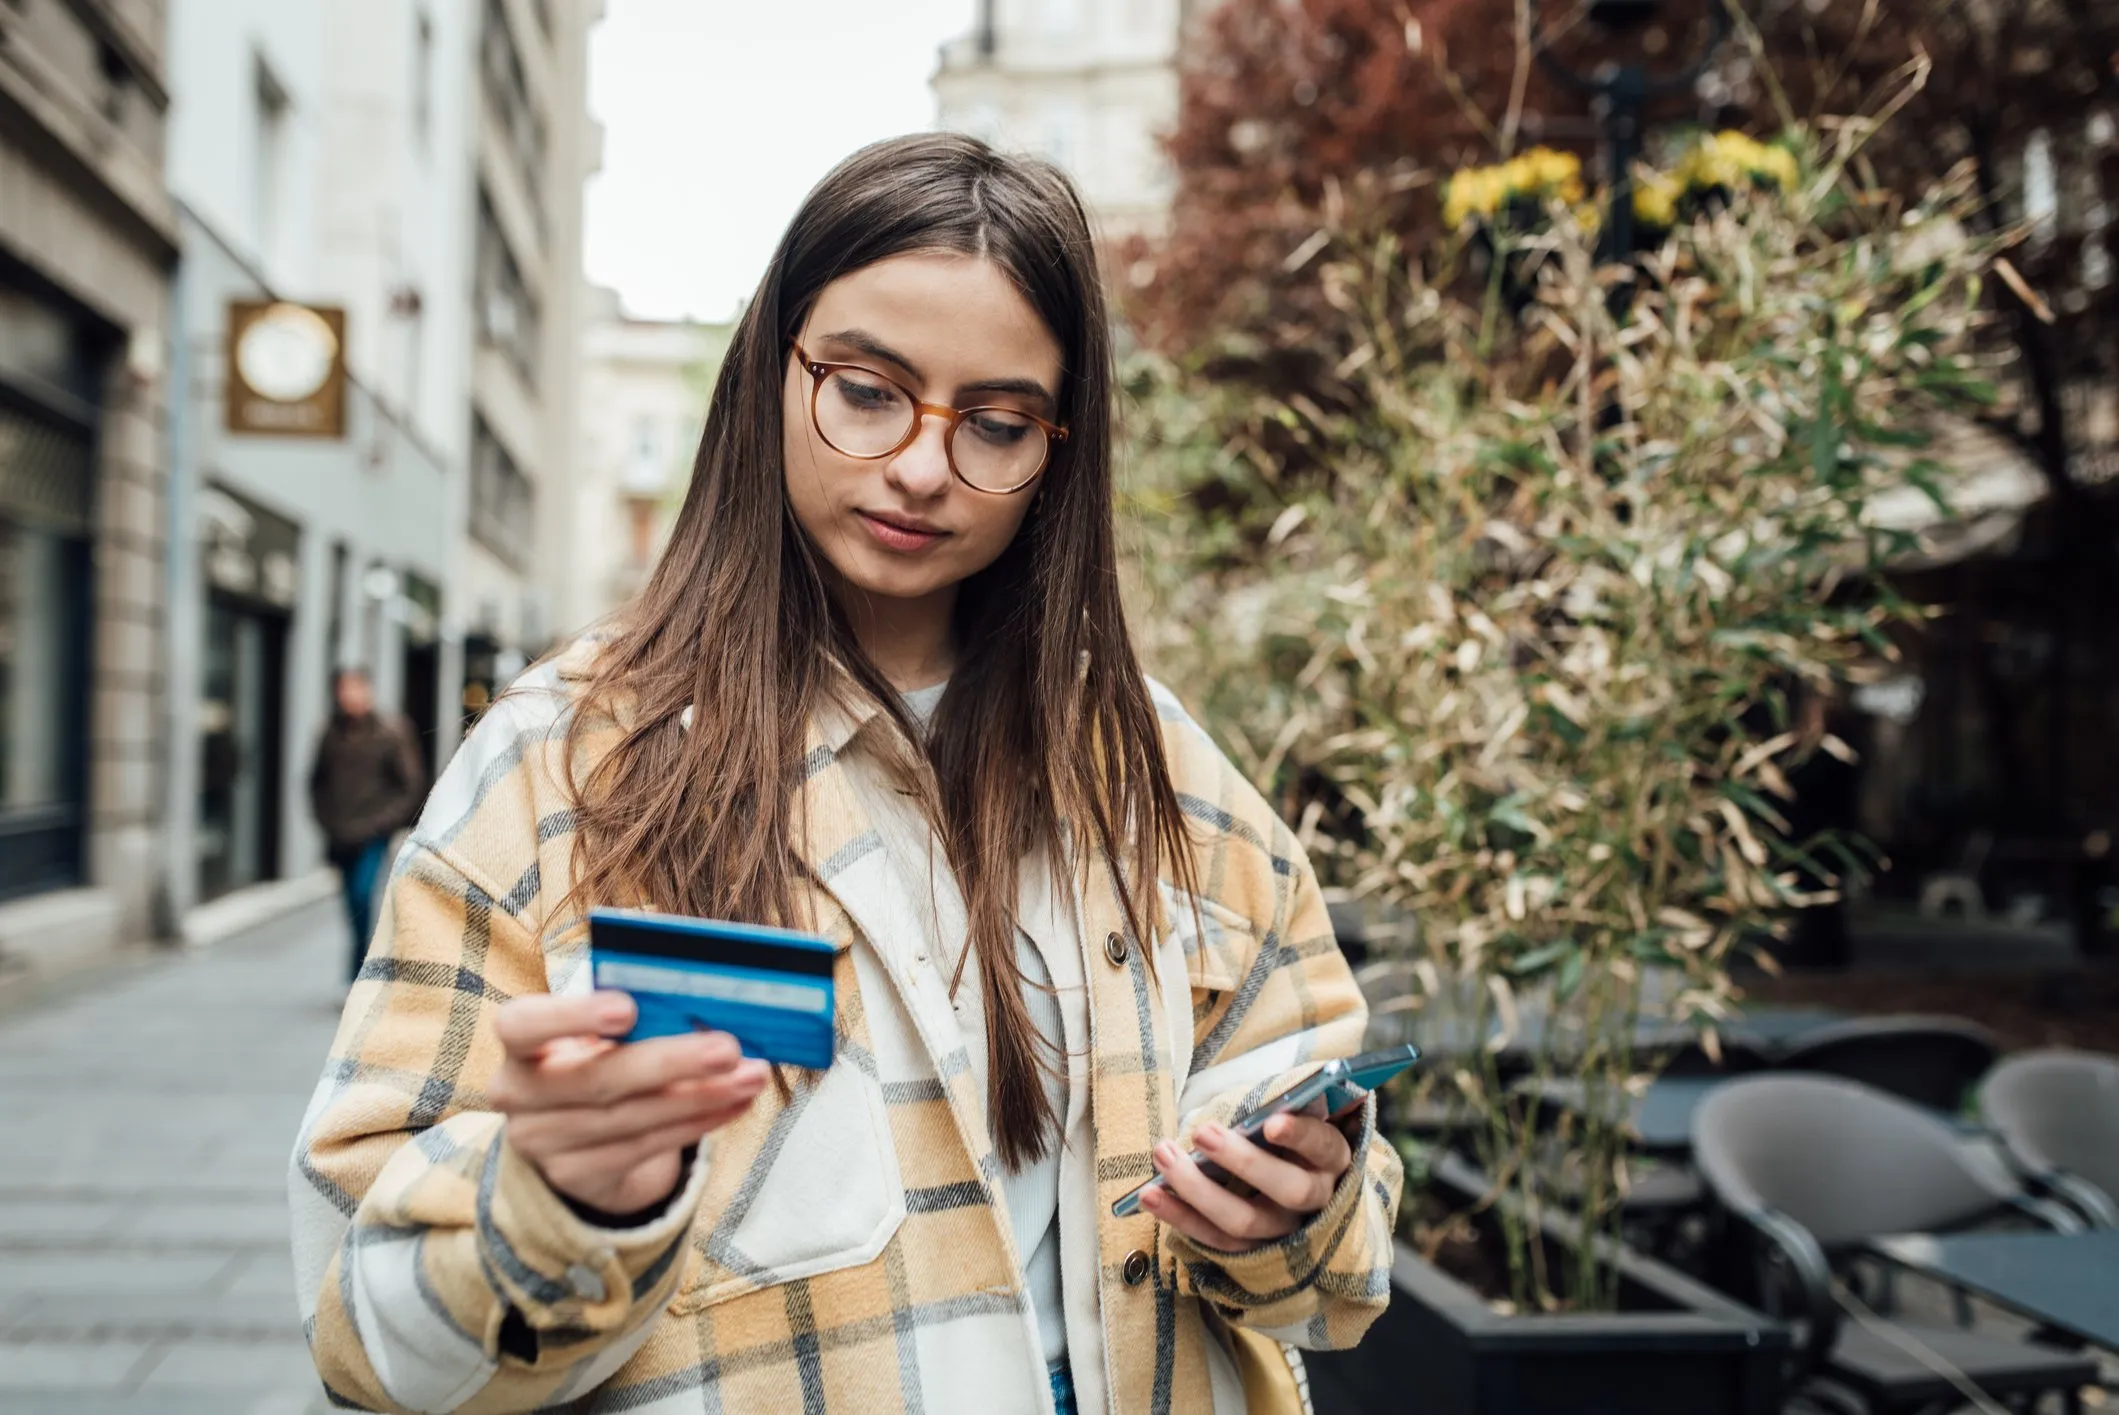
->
[224,299,348,438]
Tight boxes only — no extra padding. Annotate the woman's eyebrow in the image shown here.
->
[959,374,1057,409]
[817,327,1056,410]
[817,328,922,381]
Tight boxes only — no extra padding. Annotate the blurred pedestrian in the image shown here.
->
[307,667,425,982]
[292,135,1399,1415]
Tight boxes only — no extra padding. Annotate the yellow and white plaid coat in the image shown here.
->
[290,646,1401,1414]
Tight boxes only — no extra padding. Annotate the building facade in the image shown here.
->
[160,0,468,922]
[0,0,179,967]
[155,0,599,933]
[932,0,1186,241]
[567,285,727,633]
[461,0,602,719]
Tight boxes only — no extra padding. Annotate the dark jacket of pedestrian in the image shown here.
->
[308,711,425,863]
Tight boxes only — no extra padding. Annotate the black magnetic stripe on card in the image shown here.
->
[588,912,837,977]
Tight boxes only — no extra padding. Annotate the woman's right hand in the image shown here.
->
[490,992,768,1217]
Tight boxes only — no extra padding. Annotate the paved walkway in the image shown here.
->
[0,900,349,1414]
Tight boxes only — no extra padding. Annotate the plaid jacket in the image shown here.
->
[290,645,1401,1414]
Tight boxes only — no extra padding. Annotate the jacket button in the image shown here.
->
[1103,931,1129,968]
[1123,1249,1152,1287]
[564,1262,607,1303]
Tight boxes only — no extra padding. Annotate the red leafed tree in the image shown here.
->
[1121,0,1729,356]
[1131,0,2119,500]
[1755,0,2119,496]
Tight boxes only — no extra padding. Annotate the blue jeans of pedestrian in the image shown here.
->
[342,837,391,982]
[1049,1362,1076,1415]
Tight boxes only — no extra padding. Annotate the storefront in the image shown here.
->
[194,484,299,901]
[0,281,103,904]
[400,572,444,780]
[0,402,95,902]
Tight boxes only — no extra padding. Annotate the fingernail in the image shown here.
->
[1197,1123,1225,1149]
[598,995,634,1027]
[1154,1141,1180,1169]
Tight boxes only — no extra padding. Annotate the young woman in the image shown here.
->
[291,134,1399,1415]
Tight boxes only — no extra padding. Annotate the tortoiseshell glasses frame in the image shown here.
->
[790,341,1068,495]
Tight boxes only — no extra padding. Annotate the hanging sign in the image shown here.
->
[224,300,348,438]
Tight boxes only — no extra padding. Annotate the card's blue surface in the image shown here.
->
[587,908,837,1069]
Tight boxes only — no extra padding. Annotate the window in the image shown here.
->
[0,348,93,899]
[0,285,96,404]
[621,412,669,495]
[1039,98,1085,173]
[957,101,1006,148]
[475,191,541,386]
[413,10,434,150]
[2024,130,2058,249]
[252,54,291,267]
[1038,0,1082,39]
[470,417,535,569]
[482,0,548,234]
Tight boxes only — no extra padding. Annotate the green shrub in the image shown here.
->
[1127,130,1999,1310]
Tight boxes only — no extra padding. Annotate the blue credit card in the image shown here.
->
[587,907,837,1069]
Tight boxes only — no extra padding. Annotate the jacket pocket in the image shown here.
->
[668,1056,906,1312]
[1162,883,1259,995]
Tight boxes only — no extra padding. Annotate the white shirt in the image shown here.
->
[864,681,1074,1368]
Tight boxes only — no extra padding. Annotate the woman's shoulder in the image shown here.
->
[1144,676,1291,851]
[409,642,603,862]
[1144,676,1234,788]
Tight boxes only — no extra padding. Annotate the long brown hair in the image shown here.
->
[564,134,1193,1167]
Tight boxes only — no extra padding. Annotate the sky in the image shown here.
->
[584,0,978,323]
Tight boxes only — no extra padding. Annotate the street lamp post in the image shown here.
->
[1527,0,1730,263]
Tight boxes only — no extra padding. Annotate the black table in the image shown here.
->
[1867,1230,2119,1353]
[1725,1005,1849,1053]
[1397,1002,1849,1069]
[1519,1076,1725,1155]
[1523,1073,1978,1156]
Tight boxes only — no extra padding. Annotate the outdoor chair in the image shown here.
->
[1694,1075,2098,1415]
[1978,1049,2119,1228]
[1776,1015,1999,1115]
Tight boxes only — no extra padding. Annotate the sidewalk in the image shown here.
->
[0,897,349,1415]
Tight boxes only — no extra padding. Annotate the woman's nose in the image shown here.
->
[885,411,955,497]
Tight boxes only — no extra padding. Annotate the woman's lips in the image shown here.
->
[856,510,947,552]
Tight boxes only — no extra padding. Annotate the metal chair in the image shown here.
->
[1776,1015,1999,1114]
[1694,1075,2097,1415]
[1978,1049,2119,1228]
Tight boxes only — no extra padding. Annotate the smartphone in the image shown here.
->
[1110,1044,1421,1219]
[587,907,837,1069]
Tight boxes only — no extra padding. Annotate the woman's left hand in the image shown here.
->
[1140,1109,1354,1253]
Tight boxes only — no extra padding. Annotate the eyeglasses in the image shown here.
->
[791,342,1066,495]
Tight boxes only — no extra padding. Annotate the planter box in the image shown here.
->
[1306,1156,1790,1415]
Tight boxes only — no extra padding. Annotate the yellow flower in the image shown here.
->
[1519,147,1585,203]
[1675,131,1799,196]
[1677,135,1744,192]
[1633,171,1680,229]
[1759,143,1799,192]
[1443,148,1589,229]
[1444,166,1506,228]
